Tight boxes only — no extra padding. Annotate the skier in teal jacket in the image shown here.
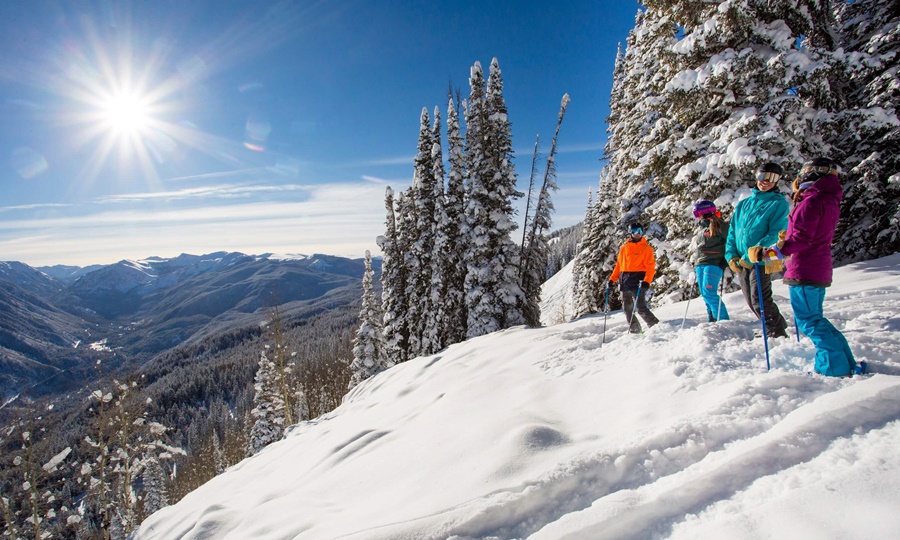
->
[724,162,790,338]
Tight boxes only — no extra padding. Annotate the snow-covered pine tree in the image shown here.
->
[423,107,448,354]
[405,108,436,358]
[572,172,623,319]
[246,349,285,456]
[570,188,594,319]
[379,186,410,365]
[80,381,183,538]
[140,456,169,517]
[620,1,846,298]
[441,93,468,345]
[832,0,900,261]
[520,94,570,327]
[464,59,525,337]
[604,9,675,233]
[349,250,391,389]
[266,302,297,427]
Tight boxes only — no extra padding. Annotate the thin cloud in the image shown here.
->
[361,155,415,166]
[0,202,71,212]
[557,142,605,154]
[162,168,271,183]
[96,183,312,203]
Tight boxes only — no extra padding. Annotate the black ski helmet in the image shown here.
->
[757,162,784,176]
[798,157,838,184]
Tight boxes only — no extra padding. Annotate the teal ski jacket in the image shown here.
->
[724,189,789,265]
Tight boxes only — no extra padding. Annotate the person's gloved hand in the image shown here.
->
[640,281,650,289]
[608,280,615,288]
[747,246,764,263]
[728,257,742,274]
[777,230,787,249]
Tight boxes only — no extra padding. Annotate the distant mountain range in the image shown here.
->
[0,252,377,406]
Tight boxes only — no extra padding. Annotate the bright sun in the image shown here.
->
[101,91,150,134]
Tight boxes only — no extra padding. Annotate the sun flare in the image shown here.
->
[101,91,151,134]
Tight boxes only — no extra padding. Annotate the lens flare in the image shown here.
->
[101,91,150,134]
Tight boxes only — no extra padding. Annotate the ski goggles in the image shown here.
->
[799,164,838,177]
[630,226,644,235]
[692,207,717,219]
[756,171,781,183]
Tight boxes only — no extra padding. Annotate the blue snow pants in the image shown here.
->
[789,285,856,377]
[696,265,729,322]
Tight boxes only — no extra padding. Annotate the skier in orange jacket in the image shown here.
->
[609,223,660,334]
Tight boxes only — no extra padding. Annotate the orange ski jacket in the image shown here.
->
[610,237,656,288]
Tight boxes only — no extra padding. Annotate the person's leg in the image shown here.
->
[789,285,856,376]
[738,266,757,317]
[712,266,729,321]
[622,290,642,333]
[749,267,788,337]
[636,287,659,328]
[698,265,729,322]
[697,266,715,322]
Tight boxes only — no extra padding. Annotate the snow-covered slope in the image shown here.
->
[134,255,900,540]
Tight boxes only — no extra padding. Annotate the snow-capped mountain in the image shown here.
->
[134,254,900,540]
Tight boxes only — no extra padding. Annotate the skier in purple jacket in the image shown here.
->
[762,157,857,377]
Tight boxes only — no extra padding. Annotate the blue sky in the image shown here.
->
[0,0,640,267]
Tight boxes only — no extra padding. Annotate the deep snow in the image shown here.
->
[134,254,900,540]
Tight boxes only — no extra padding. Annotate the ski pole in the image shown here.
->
[601,285,609,346]
[632,283,642,327]
[754,263,771,371]
[681,272,696,329]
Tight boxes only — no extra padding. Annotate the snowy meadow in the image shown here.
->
[134,254,900,539]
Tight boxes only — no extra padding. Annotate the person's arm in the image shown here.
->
[780,199,821,256]
[609,246,623,283]
[643,243,656,284]
[759,197,789,248]
[724,205,740,262]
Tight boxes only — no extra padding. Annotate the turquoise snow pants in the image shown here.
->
[789,285,856,377]
[696,265,729,322]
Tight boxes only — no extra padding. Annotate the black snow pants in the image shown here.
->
[622,288,659,334]
[737,265,788,338]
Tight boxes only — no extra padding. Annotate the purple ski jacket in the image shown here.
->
[780,173,842,286]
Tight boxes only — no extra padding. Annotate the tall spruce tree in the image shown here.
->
[379,187,410,364]
[405,108,436,358]
[441,94,469,344]
[423,107,449,354]
[832,0,900,260]
[350,250,391,388]
[464,59,525,337]
[611,1,849,297]
[520,94,570,326]
[247,350,285,456]
[570,188,595,319]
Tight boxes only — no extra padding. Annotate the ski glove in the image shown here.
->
[777,230,787,249]
[608,280,615,288]
[727,257,742,274]
[747,246,764,263]
[640,281,650,289]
